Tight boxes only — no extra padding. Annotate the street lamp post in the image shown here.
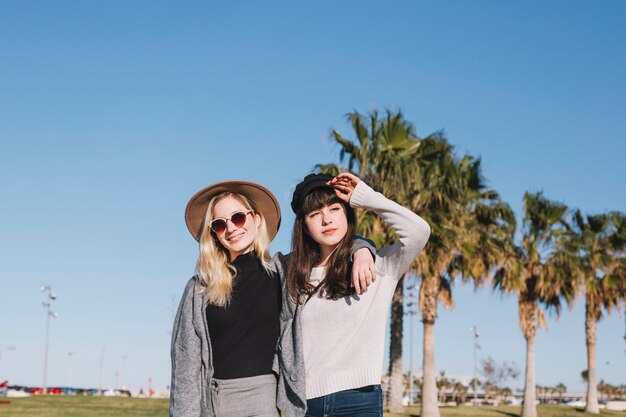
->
[469,325,480,405]
[120,354,128,389]
[6,347,16,383]
[41,285,59,395]
[98,347,105,396]
[405,284,419,405]
[67,351,76,388]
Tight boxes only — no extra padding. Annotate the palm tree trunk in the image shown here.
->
[584,300,600,414]
[421,318,441,417]
[521,333,537,417]
[386,282,404,413]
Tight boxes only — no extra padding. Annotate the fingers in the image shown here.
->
[351,264,376,295]
[333,183,353,195]
[328,173,361,192]
[331,180,351,189]
[328,177,352,189]
[352,265,361,294]
[332,182,350,191]
[363,267,371,288]
[352,247,376,295]
[359,269,367,294]
[333,188,350,203]
[330,178,355,202]
[333,172,361,184]
[362,266,375,288]
[353,266,365,294]
[329,181,353,203]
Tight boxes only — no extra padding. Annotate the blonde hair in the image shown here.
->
[196,192,272,306]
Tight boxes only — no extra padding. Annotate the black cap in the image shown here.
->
[291,173,334,214]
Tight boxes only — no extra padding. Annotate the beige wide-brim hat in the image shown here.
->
[185,180,281,242]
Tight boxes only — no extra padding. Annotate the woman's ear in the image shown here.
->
[254,213,261,228]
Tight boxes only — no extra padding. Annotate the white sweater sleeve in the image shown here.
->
[349,181,430,280]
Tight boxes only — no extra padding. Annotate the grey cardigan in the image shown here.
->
[170,244,373,417]
[274,258,306,417]
[169,254,288,417]
[170,276,213,417]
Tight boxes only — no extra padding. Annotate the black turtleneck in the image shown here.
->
[205,251,281,380]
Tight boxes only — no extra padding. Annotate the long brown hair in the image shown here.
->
[287,187,356,302]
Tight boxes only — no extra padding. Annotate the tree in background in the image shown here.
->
[320,109,513,416]
[318,110,428,412]
[493,192,578,417]
[454,381,469,404]
[555,382,567,404]
[563,211,626,413]
[581,369,589,384]
[436,371,451,404]
[480,356,520,403]
[409,143,514,417]
[597,380,613,402]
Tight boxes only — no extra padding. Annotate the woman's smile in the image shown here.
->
[227,232,245,243]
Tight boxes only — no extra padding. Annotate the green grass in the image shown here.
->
[0,397,168,417]
[388,405,624,417]
[0,398,623,417]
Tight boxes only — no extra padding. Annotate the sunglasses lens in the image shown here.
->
[210,212,249,234]
[211,219,227,234]
[231,212,248,227]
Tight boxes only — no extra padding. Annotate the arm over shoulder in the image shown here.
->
[352,235,377,259]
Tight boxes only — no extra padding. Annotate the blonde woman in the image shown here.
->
[170,180,375,417]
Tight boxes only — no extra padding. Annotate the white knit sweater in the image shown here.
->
[300,181,431,399]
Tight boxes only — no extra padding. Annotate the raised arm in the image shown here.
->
[331,173,430,280]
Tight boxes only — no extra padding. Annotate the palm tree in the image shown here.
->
[564,210,626,413]
[448,379,462,404]
[597,380,612,402]
[456,381,468,404]
[410,151,514,417]
[319,110,513,416]
[493,192,577,417]
[501,387,513,404]
[317,109,430,412]
[468,377,481,403]
[581,369,589,384]
[436,371,451,403]
[555,382,567,404]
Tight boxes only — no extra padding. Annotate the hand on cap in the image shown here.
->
[328,172,362,203]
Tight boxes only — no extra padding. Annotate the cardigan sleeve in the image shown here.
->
[349,181,430,280]
[169,277,203,417]
[351,235,377,260]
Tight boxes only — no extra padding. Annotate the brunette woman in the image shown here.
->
[277,173,430,417]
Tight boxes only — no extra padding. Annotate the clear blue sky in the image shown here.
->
[1,1,624,394]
